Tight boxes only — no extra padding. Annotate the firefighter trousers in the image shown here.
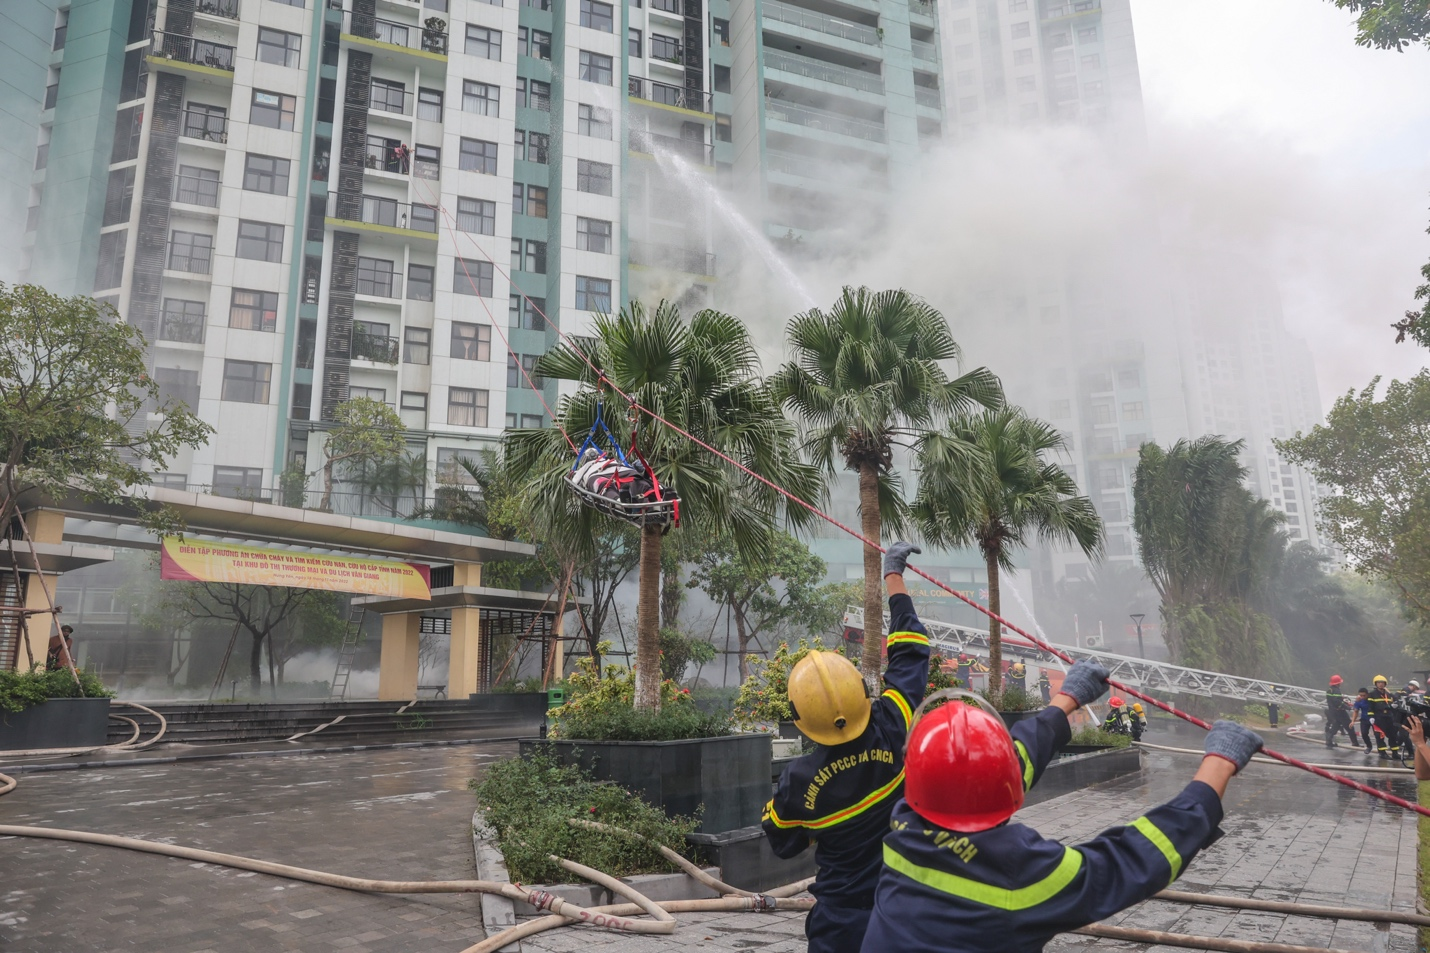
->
[806,898,873,953]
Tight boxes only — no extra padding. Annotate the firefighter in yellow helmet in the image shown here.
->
[762,542,931,953]
[1367,675,1400,759]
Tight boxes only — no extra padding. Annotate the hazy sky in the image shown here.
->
[1130,0,1430,405]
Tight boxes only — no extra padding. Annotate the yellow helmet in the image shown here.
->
[1132,703,1144,714]
[1374,675,1388,685]
[788,651,871,746]
[1011,663,1025,674]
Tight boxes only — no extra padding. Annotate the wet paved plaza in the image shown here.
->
[0,725,1421,952]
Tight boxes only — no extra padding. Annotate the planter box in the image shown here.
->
[0,697,111,751]
[521,733,772,833]
[687,823,817,892]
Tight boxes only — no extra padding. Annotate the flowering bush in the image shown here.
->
[548,642,729,741]
[927,651,962,695]
[732,637,835,728]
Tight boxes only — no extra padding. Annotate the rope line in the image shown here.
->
[398,178,1430,819]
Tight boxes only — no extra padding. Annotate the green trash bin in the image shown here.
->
[547,688,566,709]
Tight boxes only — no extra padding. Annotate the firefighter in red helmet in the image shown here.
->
[860,679,1263,953]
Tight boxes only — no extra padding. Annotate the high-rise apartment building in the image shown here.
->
[3,0,733,506]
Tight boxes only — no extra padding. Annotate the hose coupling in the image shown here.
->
[527,890,557,912]
[752,894,776,912]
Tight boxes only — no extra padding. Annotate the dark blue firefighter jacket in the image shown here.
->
[861,707,1225,953]
[761,593,930,906]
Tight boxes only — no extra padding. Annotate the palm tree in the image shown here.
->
[913,407,1103,696]
[769,286,1002,677]
[509,301,822,710]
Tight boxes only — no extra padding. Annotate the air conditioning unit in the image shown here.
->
[1082,635,1103,648]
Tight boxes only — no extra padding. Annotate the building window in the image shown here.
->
[222,360,272,403]
[159,299,207,344]
[370,78,408,113]
[525,186,548,218]
[463,80,500,116]
[408,263,435,301]
[575,276,612,312]
[403,326,431,364]
[516,130,550,163]
[1084,80,1104,95]
[417,87,444,121]
[577,159,612,195]
[454,258,494,296]
[1082,53,1101,68]
[577,217,612,253]
[230,289,279,331]
[447,388,489,427]
[436,447,479,483]
[713,63,731,92]
[531,80,552,110]
[712,17,729,45]
[628,28,641,57]
[1078,26,1098,42]
[1015,75,1036,93]
[451,321,492,361]
[103,167,137,226]
[251,90,297,129]
[235,220,284,262]
[511,237,547,273]
[1049,399,1070,418]
[581,0,614,30]
[465,25,502,59]
[213,466,264,497]
[508,353,544,388]
[175,165,221,206]
[1121,401,1144,421]
[519,27,552,58]
[400,391,428,428]
[579,51,613,85]
[510,294,547,330]
[243,154,291,194]
[456,197,496,234]
[169,230,215,274]
[1009,0,1028,9]
[1117,368,1140,387]
[459,137,499,174]
[649,33,680,62]
[1010,21,1030,39]
[257,27,302,67]
[578,104,613,139]
[356,256,397,297]
[413,144,441,179]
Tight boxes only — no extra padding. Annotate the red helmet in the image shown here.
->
[1329,675,1343,686]
[1108,696,1125,708]
[905,697,1024,832]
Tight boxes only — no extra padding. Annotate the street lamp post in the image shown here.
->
[1130,613,1146,659]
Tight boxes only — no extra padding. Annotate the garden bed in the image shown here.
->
[0,697,111,751]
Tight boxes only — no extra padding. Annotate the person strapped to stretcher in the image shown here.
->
[564,398,679,527]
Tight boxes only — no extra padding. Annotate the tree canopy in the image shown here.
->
[1326,0,1430,51]
[0,283,211,532]
[318,396,404,511]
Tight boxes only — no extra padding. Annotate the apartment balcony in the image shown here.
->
[342,10,448,60]
[195,0,240,19]
[1042,0,1100,18]
[158,311,206,345]
[911,39,938,62]
[628,76,713,116]
[765,49,884,95]
[908,0,936,19]
[328,192,440,241]
[149,31,236,75]
[628,240,716,277]
[355,271,404,300]
[167,247,214,276]
[762,0,880,46]
[914,86,942,109]
[180,110,228,144]
[351,330,400,364]
[764,98,886,143]
[628,129,714,166]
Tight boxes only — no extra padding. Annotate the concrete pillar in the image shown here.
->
[377,613,421,700]
[26,510,66,544]
[449,606,482,698]
[451,561,481,587]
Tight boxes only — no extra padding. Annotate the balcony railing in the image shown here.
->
[174,173,220,207]
[158,311,206,344]
[344,11,449,54]
[152,31,237,71]
[764,97,886,142]
[908,0,936,15]
[329,192,440,233]
[352,331,400,364]
[628,76,713,114]
[765,149,835,179]
[628,240,716,276]
[764,48,883,94]
[1042,0,1099,17]
[195,0,241,19]
[628,129,714,165]
[168,245,215,275]
[914,85,941,108]
[370,83,413,115]
[911,38,938,61]
[762,0,880,45]
[181,110,228,142]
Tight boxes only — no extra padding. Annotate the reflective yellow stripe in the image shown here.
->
[886,630,929,647]
[883,689,913,728]
[1014,740,1034,791]
[1131,817,1184,881]
[768,770,906,830]
[883,843,1083,910]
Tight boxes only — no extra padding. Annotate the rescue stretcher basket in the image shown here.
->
[564,472,681,527]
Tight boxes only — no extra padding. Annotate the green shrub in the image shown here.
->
[470,752,699,882]
[0,668,113,714]
[1069,726,1132,748]
[981,685,1043,712]
[549,642,731,741]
